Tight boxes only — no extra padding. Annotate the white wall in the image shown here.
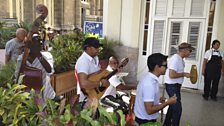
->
[103,0,122,41]
[103,0,141,48]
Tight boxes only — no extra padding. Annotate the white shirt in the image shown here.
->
[15,51,56,100]
[134,72,160,120]
[75,51,100,102]
[165,54,185,84]
[101,66,121,99]
[204,48,224,61]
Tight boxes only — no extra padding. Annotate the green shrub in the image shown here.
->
[50,32,85,73]
[0,23,16,49]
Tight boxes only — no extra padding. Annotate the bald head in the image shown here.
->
[109,56,119,70]
[16,28,27,42]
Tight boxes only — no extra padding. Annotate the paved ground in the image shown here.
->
[161,88,224,126]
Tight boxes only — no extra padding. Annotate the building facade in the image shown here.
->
[103,0,224,96]
[0,0,103,30]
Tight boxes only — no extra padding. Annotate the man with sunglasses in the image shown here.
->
[163,42,194,126]
[75,37,110,103]
[134,53,177,125]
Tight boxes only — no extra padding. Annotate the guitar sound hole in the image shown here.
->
[98,86,106,92]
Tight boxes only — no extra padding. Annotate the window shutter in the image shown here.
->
[172,0,186,16]
[187,22,200,60]
[155,0,167,16]
[169,22,182,56]
[191,0,204,16]
[152,20,165,53]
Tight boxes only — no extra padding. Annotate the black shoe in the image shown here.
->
[53,95,64,102]
[211,97,217,101]
[202,94,208,101]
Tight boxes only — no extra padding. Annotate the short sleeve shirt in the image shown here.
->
[134,72,160,120]
[204,49,224,61]
[15,51,55,100]
[164,54,185,84]
[75,52,101,101]
[5,38,24,62]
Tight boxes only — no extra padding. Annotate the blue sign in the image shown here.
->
[84,21,103,38]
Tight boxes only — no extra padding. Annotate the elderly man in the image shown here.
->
[164,42,194,126]
[5,28,27,64]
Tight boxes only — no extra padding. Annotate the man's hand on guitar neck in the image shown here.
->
[100,79,110,87]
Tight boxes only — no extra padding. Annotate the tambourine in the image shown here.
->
[190,65,198,84]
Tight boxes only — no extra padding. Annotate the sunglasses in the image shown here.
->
[185,48,192,53]
[160,64,167,68]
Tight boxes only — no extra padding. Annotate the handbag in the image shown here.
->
[23,65,42,91]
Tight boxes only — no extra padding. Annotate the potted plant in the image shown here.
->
[49,32,85,98]
[0,83,126,125]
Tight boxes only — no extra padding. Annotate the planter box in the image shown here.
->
[51,70,77,101]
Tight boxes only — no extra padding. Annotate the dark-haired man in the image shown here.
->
[75,37,110,102]
[15,33,56,101]
[134,53,177,125]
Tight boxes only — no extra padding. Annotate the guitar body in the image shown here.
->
[82,58,129,100]
[85,70,111,100]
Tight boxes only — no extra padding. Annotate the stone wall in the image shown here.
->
[114,45,138,84]
[0,0,9,18]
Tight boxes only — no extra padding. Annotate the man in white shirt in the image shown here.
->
[100,56,136,110]
[75,37,110,102]
[101,56,136,98]
[202,40,224,101]
[134,53,176,125]
[163,43,193,126]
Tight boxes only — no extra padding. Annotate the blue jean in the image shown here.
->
[164,84,182,126]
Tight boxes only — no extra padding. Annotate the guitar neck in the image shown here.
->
[103,69,118,80]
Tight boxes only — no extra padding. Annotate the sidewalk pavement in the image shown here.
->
[161,88,224,126]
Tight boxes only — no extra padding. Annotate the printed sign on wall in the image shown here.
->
[84,21,103,38]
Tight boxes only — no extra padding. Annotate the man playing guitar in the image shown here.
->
[75,37,110,103]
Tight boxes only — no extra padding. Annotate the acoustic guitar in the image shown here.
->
[83,58,129,100]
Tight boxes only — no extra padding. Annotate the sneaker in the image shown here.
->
[202,94,208,101]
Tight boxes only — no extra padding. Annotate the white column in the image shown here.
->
[103,0,122,40]
[212,0,224,97]
[16,0,24,23]
[212,0,224,50]
[9,0,13,18]
[119,0,141,48]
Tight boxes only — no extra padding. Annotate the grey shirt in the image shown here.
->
[5,38,24,62]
